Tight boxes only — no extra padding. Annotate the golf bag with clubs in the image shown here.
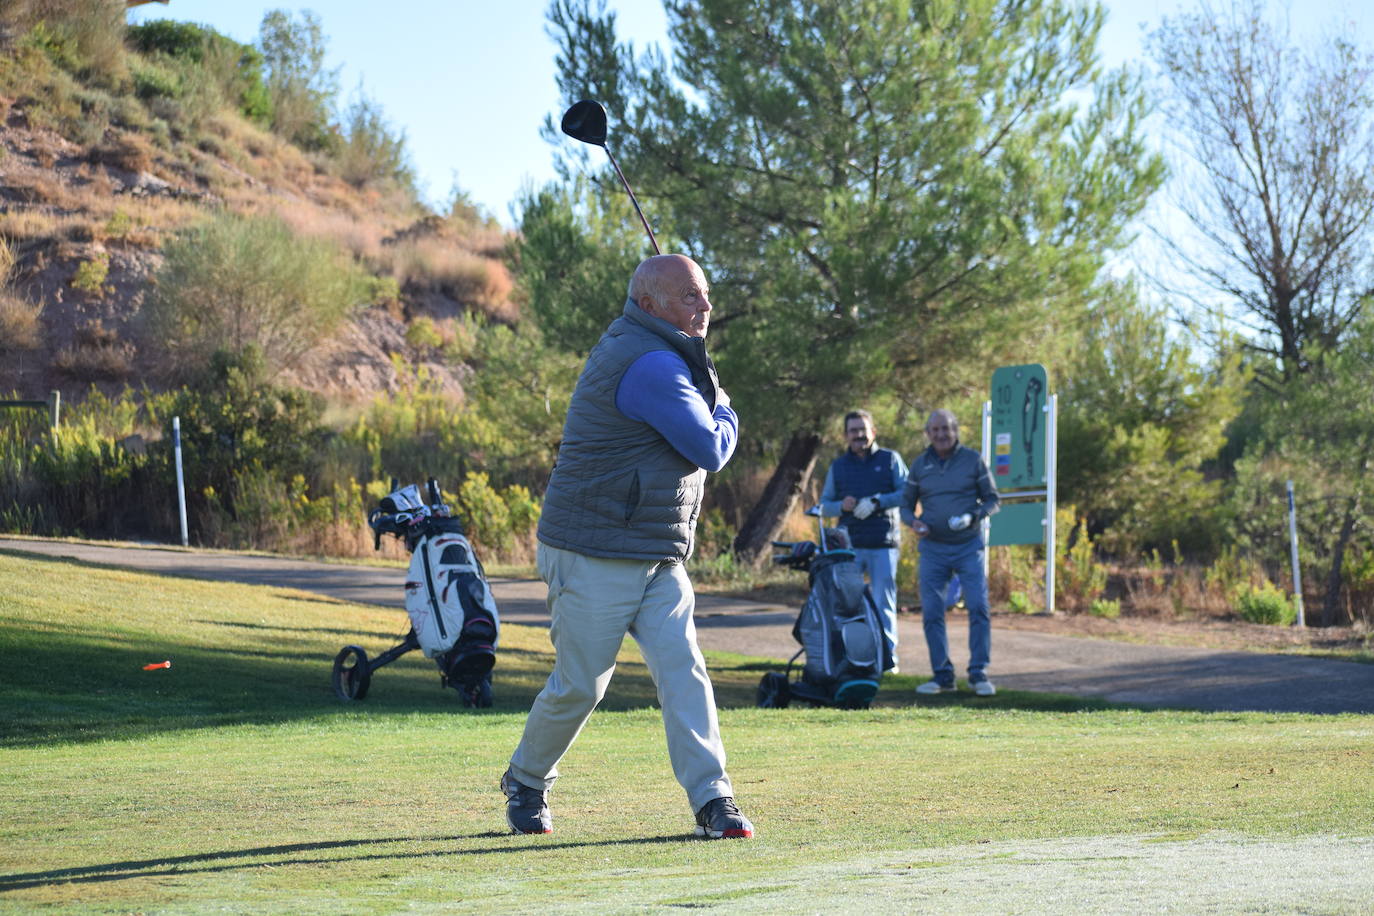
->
[757,510,892,710]
[332,479,500,707]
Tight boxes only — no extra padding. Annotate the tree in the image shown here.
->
[257,8,339,150]
[512,177,647,355]
[1229,315,1374,625]
[1057,280,1247,556]
[336,86,417,193]
[1148,0,1374,381]
[544,0,1163,564]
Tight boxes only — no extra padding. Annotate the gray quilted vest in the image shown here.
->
[537,298,722,562]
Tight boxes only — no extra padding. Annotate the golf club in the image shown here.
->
[560,99,661,255]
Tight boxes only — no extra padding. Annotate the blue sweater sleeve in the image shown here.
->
[615,350,738,472]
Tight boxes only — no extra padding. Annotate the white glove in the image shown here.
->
[949,513,974,532]
[852,497,879,520]
[714,387,731,410]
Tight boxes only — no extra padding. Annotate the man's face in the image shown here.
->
[846,417,875,456]
[650,260,713,337]
[926,413,958,456]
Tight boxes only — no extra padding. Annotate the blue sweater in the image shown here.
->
[615,349,738,471]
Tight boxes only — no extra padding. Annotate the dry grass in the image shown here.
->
[87,131,154,174]
[52,321,133,381]
[386,238,517,320]
[0,295,44,351]
[270,200,388,260]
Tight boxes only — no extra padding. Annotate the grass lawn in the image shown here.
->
[2,549,1372,913]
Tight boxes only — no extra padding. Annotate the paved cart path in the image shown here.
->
[4,537,1372,714]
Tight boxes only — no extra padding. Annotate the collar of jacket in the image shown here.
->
[621,297,720,406]
[622,297,709,369]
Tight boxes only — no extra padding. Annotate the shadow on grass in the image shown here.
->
[0,832,697,891]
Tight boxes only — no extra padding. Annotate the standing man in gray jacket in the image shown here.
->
[502,254,753,840]
[901,409,1001,696]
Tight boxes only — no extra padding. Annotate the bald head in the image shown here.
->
[628,254,713,337]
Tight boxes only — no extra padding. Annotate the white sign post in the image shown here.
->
[173,416,189,547]
[1287,480,1304,627]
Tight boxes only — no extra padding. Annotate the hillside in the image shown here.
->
[0,9,515,404]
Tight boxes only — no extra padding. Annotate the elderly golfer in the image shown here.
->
[501,254,753,839]
[901,409,1001,696]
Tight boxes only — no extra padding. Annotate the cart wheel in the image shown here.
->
[756,672,791,709]
[332,645,372,701]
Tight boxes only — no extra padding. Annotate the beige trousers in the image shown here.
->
[508,543,734,812]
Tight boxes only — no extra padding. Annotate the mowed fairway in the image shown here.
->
[2,549,1372,914]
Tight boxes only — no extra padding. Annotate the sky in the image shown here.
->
[128,1,1370,229]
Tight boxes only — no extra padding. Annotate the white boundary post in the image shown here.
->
[173,416,189,547]
[1287,480,1305,627]
[982,399,992,581]
[1044,394,1058,616]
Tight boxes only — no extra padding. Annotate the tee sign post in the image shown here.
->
[982,364,1057,614]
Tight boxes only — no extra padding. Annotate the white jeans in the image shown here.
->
[508,543,734,812]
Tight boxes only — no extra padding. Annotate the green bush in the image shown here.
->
[1089,598,1121,619]
[1007,591,1033,614]
[7,0,128,87]
[70,253,109,294]
[1235,583,1297,626]
[127,19,273,125]
[1056,509,1109,613]
[147,213,369,377]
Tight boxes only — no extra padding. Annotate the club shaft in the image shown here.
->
[602,147,660,255]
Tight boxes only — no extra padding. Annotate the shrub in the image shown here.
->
[1089,598,1121,619]
[70,252,109,294]
[404,316,444,352]
[1056,509,1109,613]
[0,295,44,351]
[128,19,273,125]
[7,0,128,87]
[1007,591,1033,614]
[1235,583,1297,626]
[147,213,370,377]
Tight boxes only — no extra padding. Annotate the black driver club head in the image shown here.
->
[561,99,608,146]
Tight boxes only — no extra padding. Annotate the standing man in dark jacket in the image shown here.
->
[818,409,908,666]
[502,254,753,840]
[901,409,1001,696]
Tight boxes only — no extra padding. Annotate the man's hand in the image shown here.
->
[841,495,858,513]
[715,387,731,410]
[910,519,930,538]
[852,496,880,520]
[949,513,974,532]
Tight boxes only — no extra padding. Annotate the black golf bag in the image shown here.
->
[757,525,892,710]
[332,479,500,707]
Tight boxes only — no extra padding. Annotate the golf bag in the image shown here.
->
[332,479,499,707]
[757,525,892,710]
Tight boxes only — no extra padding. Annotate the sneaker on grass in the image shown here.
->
[501,768,552,834]
[971,679,997,697]
[915,680,957,695]
[694,796,754,839]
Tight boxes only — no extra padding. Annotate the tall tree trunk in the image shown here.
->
[1321,494,1361,627]
[733,428,822,568]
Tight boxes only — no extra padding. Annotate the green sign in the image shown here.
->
[988,500,1046,546]
[989,363,1049,491]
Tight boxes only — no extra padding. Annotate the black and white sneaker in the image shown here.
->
[694,796,754,839]
[501,768,552,834]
